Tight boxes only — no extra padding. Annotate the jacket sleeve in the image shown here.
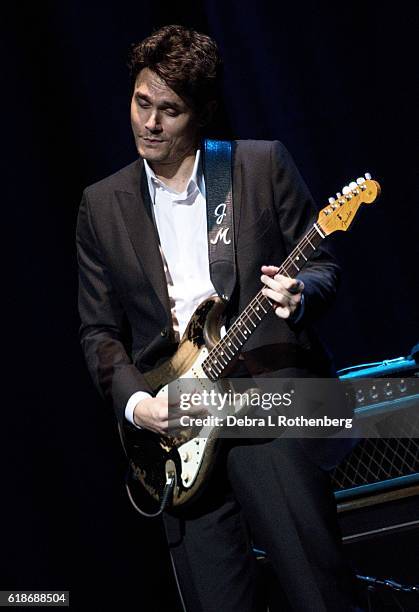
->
[270,140,341,327]
[76,189,153,425]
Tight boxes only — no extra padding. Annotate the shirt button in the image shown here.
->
[160,328,168,337]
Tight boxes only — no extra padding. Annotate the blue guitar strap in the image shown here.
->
[202,139,236,303]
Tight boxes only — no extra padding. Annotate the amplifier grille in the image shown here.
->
[331,406,419,492]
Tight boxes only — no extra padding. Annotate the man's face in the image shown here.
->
[130,67,200,165]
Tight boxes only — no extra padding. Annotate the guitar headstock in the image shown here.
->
[317,174,380,234]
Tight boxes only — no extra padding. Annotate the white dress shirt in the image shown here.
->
[125,149,217,427]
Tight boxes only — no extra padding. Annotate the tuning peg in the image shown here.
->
[328,197,336,204]
[356,177,365,185]
[336,192,342,199]
[342,185,351,195]
[364,172,371,180]
[349,181,358,190]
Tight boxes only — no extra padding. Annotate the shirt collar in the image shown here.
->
[143,148,205,203]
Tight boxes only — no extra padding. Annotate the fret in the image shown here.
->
[297,246,308,261]
[314,223,325,239]
[256,296,268,314]
[222,341,235,357]
[245,317,254,331]
[211,346,229,366]
[208,361,222,376]
[219,354,229,366]
[211,359,223,373]
[250,302,262,321]
[229,328,244,346]
[245,311,257,328]
[205,366,218,380]
[240,318,252,334]
[227,337,239,351]
[204,366,215,380]
[280,267,291,278]
[305,234,316,250]
[262,297,271,311]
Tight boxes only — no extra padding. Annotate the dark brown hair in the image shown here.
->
[128,25,222,111]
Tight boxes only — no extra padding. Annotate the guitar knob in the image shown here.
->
[364,172,371,180]
[181,452,191,462]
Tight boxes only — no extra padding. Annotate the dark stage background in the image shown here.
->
[3,1,418,610]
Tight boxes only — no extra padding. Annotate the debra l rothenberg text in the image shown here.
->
[179,414,354,429]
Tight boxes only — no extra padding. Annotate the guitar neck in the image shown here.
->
[202,223,325,381]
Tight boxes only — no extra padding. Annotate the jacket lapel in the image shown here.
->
[114,160,172,320]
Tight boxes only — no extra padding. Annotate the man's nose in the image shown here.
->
[145,110,162,132]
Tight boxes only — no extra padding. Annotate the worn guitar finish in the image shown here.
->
[118,176,381,515]
[119,296,228,515]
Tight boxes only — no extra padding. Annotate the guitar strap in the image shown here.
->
[202,138,236,303]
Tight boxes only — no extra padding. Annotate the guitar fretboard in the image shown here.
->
[202,223,325,381]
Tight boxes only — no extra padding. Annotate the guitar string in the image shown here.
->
[202,223,324,377]
[204,224,322,372]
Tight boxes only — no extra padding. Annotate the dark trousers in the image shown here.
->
[162,436,362,612]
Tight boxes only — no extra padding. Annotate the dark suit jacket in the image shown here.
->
[76,140,340,427]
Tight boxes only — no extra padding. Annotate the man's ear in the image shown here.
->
[198,100,218,127]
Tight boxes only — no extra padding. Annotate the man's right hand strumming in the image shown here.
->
[133,396,208,435]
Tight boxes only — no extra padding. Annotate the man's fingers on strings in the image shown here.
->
[263,274,304,296]
[261,264,280,276]
[261,274,294,298]
[273,275,304,294]
[261,286,288,306]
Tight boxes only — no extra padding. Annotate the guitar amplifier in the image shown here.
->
[331,346,419,541]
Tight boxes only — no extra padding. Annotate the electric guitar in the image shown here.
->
[118,175,380,516]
